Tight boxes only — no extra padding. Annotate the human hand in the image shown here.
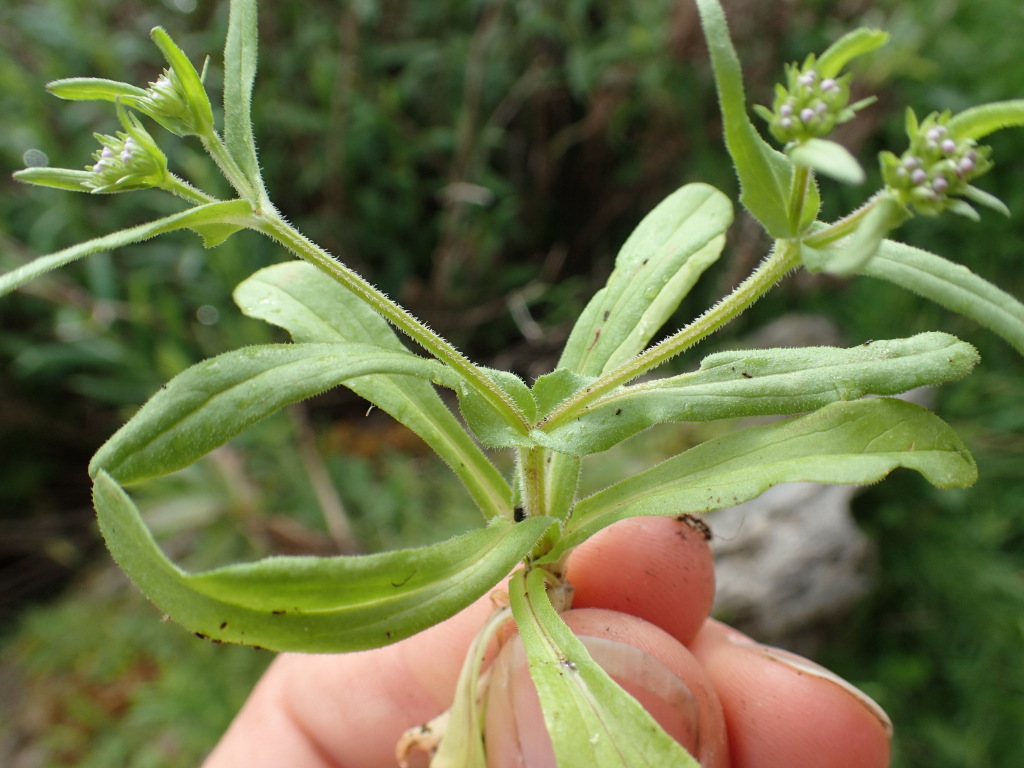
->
[202,516,892,767]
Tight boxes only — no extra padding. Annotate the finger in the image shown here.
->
[202,591,499,768]
[484,608,729,768]
[689,620,892,768]
[565,515,716,645]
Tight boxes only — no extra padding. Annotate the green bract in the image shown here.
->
[4,0,1024,764]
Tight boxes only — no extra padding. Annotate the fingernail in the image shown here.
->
[727,634,894,737]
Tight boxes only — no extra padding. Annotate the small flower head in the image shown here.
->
[755,55,870,145]
[84,107,169,193]
[755,28,888,149]
[881,109,995,217]
[118,28,215,138]
[132,66,211,137]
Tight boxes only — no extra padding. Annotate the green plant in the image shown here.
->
[3,0,1023,763]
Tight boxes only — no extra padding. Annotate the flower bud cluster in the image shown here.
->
[756,59,857,145]
[135,67,206,137]
[86,127,168,193]
[880,111,993,216]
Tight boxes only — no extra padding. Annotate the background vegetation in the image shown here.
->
[1,0,1021,765]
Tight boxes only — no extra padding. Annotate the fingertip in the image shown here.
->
[690,620,892,768]
[565,515,716,646]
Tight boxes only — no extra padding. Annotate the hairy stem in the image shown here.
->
[201,132,261,203]
[163,173,219,206]
[804,192,884,248]
[519,446,549,519]
[540,239,801,430]
[251,211,531,436]
[788,165,811,233]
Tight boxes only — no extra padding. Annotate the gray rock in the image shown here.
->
[707,482,875,656]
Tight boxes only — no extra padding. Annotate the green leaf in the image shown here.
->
[93,470,553,652]
[695,0,795,237]
[538,398,976,562]
[558,184,733,377]
[222,0,264,195]
[457,368,537,449]
[946,199,981,222]
[859,239,1024,355]
[788,138,865,185]
[946,100,1024,141]
[808,192,908,276]
[0,200,253,298]
[509,568,701,767]
[534,332,978,456]
[815,28,889,79]
[533,368,595,416]
[13,167,97,194]
[962,184,1011,217]
[547,183,730,523]
[234,262,512,518]
[89,342,457,485]
[190,220,246,248]
[47,77,149,103]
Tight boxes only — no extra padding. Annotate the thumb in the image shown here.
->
[483,608,729,768]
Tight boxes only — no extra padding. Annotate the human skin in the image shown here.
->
[202,516,892,768]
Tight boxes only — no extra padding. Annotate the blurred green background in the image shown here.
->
[1,0,1022,765]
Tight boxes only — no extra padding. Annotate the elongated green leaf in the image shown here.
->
[548,182,730,519]
[695,0,796,237]
[509,568,701,768]
[223,0,264,194]
[946,100,1024,141]
[963,184,1011,217]
[859,239,1024,355]
[534,332,978,456]
[0,200,253,297]
[13,167,97,194]
[538,398,975,562]
[93,470,552,652]
[234,262,511,518]
[815,28,889,79]
[47,77,149,103]
[558,184,733,377]
[89,342,458,485]
[235,264,536,450]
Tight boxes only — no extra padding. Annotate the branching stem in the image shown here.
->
[251,211,532,436]
[805,192,884,248]
[540,239,801,430]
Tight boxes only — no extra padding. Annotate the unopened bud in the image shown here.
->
[881,110,995,216]
[84,111,169,194]
[756,54,872,146]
